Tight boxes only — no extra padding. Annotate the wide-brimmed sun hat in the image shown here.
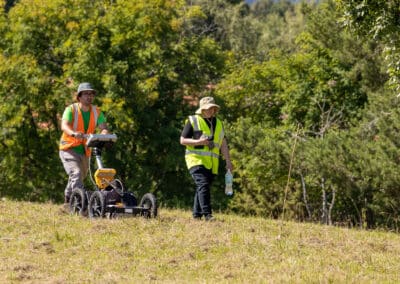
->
[195,96,220,114]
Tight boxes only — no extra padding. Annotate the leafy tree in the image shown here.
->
[337,0,400,92]
[186,0,262,54]
[227,118,295,218]
[250,0,308,59]
[0,53,65,201]
[298,89,400,229]
[348,91,400,229]
[217,0,387,225]
[0,1,7,46]
[4,0,16,12]
[251,0,295,18]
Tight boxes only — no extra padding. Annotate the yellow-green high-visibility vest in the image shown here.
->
[185,115,224,174]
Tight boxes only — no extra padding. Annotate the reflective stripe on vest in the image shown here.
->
[213,127,225,149]
[72,103,98,130]
[189,115,200,131]
[184,115,224,174]
[185,149,220,159]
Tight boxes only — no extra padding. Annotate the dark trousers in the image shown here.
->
[190,165,214,217]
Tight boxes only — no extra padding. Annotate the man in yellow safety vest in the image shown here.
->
[180,97,233,221]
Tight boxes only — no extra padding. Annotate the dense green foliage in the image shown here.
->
[216,0,389,229]
[337,0,400,92]
[1,0,399,229]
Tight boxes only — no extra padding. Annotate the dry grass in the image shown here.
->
[0,199,399,283]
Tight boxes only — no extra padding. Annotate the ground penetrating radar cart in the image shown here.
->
[69,134,157,219]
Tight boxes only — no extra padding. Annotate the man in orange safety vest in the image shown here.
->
[59,82,109,206]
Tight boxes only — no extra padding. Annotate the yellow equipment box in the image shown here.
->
[94,168,116,189]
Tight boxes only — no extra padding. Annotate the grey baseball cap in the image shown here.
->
[77,82,96,95]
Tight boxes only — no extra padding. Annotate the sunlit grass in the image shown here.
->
[0,199,399,283]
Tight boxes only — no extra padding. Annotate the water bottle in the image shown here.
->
[225,170,233,196]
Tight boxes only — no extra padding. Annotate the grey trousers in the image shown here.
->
[59,150,89,200]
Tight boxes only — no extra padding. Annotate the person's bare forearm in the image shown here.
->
[221,138,233,171]
[180,136,209,147]
[61,120,75,136]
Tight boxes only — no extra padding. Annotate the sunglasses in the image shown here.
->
[81,91,95,96]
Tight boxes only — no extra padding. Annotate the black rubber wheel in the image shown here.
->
[69,188,87,216]
[110,179,124,196]
[139,193,157,218]
[88,191,106,218]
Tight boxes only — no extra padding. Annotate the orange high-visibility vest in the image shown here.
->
[59,103,99,156]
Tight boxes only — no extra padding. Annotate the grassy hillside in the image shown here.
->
[1,199,399,283]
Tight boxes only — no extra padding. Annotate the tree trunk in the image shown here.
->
[328,185,336,226]
[321,178,328,225]
[300,173,312,220]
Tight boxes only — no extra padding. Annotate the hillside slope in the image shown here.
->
[1,200,399,283]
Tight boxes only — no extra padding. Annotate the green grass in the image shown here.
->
[1,199,399,283]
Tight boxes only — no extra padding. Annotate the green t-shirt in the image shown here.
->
[62,105,106,155]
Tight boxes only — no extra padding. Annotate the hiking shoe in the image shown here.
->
[205,215,215,221]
